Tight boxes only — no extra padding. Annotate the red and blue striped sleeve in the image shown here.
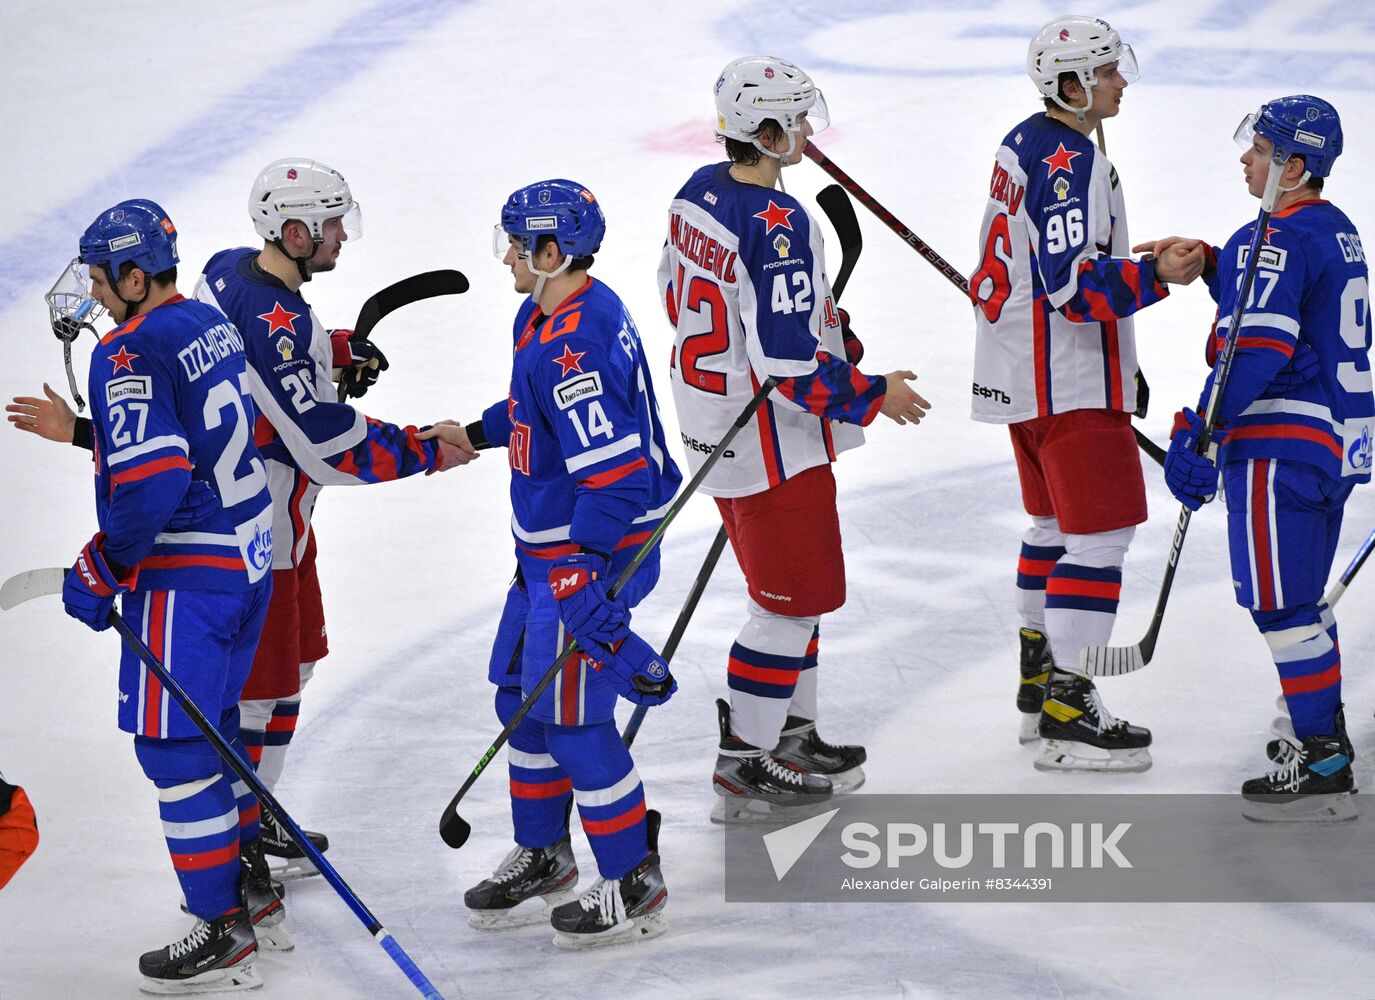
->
[772,352,886,426]
[1059,255,1169,323]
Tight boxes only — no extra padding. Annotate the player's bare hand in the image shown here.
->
[878,371,931,426]
[1134,237,1207,285]
[418,419,479,473]
[6,383,77,443]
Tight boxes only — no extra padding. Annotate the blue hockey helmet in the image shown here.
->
[496,179,606,262]
[1237,95,1343,177]
[78,199,180,283]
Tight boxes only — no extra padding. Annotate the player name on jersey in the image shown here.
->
[669,213,739,284]
[177,322,245,383]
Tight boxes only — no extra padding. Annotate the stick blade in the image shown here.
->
[439,808,471,849]
[1,567,65,611]
[1078,642,1147,677]
[354,269,470,340]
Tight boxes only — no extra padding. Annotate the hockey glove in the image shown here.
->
[838,308,864,364]
[1265,341,1320,395]
[1164,408,1218,511]
[548,552,629,647]
[63,534,133,632]
[589,631,677,706]
[165,480,218,531]
[330,328,390,398]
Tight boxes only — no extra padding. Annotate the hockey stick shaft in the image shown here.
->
[805,141,1168,468]
[1079,161,1286,677]
[1325,523,1375,608]
[337,269,470,402]
[621,525,730,749]
[439,376,780,848]
[107,611,445,1000]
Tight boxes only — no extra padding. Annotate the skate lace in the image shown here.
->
[1265,743,1304,792]
[168,919,213,961]
[577,877,626,924]
[491,844,535,883]
[763,754,806,786]
[1082,683,1122,734]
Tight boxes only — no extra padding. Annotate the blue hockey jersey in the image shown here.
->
[195,248,443,567]
[479,277,682,556]
[87,295,273,591]
[1198,199,1374,480]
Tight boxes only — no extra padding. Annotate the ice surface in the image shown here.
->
[2,2,1374,997]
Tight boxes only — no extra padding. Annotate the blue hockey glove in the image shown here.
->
[166,481,218,531]
[589,631,677,706]
[63,534,131,632]
[1164,408,1218,511]
[548,552,629,647]
[1265,341,1320,395]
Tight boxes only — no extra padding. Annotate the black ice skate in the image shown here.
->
[1267,703,1356,772]
[138,907,259,996]
[551,809,667,949]
[774,714,867,792]
[1017,628,1053,744]
[241,838,292,952]
[1243,733,1356,822]
[712,699,831,823]
[260,811,328,880]
[1035,674,1152,773]
[464,835,579,929]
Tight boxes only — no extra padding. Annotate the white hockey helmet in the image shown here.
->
[248,158,363,243]
[1027,16,1138,117]
[714,56,829,161]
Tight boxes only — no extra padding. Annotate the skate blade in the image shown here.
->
[826,765,865,794]
[467,889,579,930]
[710,794,834,825]
[254,919,294,953]
[139,960,263,995]
[1018,714,1041,745]
[552,909,667,950]
[1242,791,1357,823]
[266,856,320,881]
[1034,739,1152,773]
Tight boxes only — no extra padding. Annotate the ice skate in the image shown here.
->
[712,699,831,824]
[241,838,292,952]
[260,812,327,880]
[774,715,866,792]
[1267,704,1355,778]
[1243,733,1356,822]
[1017,627,1053,744]
[1034,674,1152,773]
[464,836,579,929]
[138,907,260,995]
[551,810,667,949]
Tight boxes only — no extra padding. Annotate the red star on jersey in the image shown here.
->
[1042,142,1082,178]
[109,346,140,374]
[1261,223,1282,242]
[753,199,796,234]
[257,301,300,336]
[552,343,586,376]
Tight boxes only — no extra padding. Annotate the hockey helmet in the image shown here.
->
[714,56,829,160]
[494,179,606,263]
[1027,16,1138,115]
[1235,95,1343,178]
[248,158,362,243]
[78,199,179,284]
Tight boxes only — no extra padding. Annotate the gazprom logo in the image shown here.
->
[248,524,273,572]
[1350,425,1373,471]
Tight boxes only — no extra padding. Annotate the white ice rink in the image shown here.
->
[3,2,1375,997]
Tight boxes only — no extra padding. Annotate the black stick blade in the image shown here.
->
[439,808,471,849]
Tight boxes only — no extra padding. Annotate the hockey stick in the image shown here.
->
[1078,159,1287,677]
[803,141,1167,468]
[1325,523,1375,609]
[620,527,730,749]
[439,377,780,849]
[337,269,470,402]
[98,609,444,999]
[619,185,866,750]
[0,567,65,610]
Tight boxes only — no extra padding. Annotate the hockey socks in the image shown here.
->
[787,626,821,720]
[1263,622,1342,741]
[496,686,573,850]
[547,722,648,881]
[726,602,816,750]
[1015,524,1066,631]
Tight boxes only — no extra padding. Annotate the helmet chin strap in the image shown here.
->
[529,252,574,305]
[751,126,802,167]
[1277,160,1312,193]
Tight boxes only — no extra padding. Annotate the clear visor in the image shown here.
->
[798,91,830,135]
[1234,112,1260,151]
[1115,45,1139,84]
[339,201,363,241]
[46,259,105,343]
[492,225,528,259]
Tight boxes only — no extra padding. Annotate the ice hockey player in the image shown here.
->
[10,161,476,887]
[420,180,680,946]
[1155,96,1373,820]
[658,56,930,821]
[969,17,1205,772]
[47,200,273,992]
[0,771,38,891]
